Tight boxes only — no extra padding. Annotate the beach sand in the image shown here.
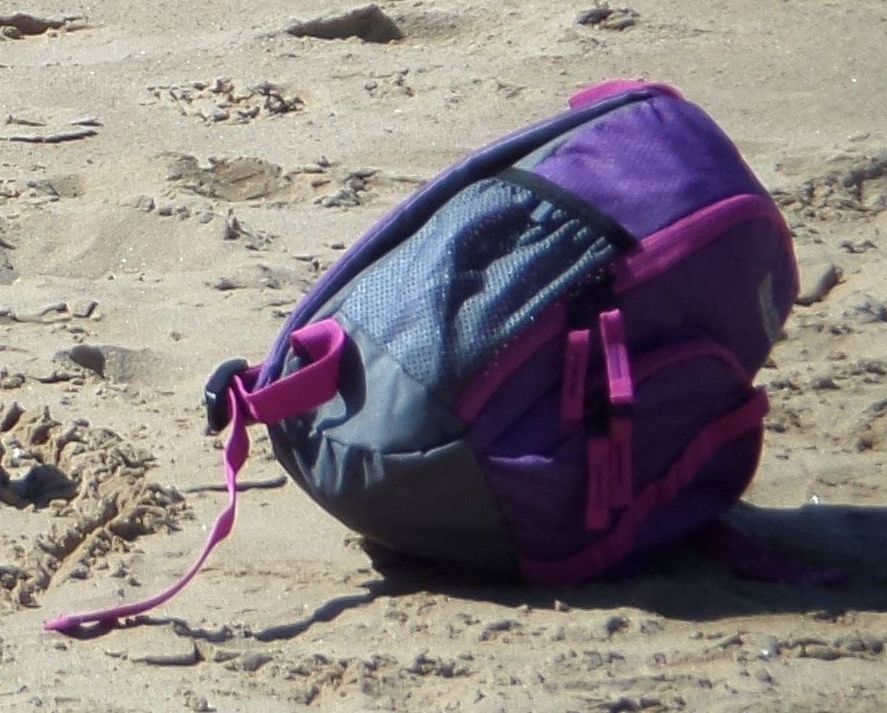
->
[1,1,886,710]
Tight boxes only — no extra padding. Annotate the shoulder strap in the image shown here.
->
[44,319,346,632]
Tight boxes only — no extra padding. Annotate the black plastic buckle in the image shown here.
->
[204,358,249,434]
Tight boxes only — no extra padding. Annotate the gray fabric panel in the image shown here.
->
[267,317,518,572]
[317,437,517,572]
[269,430,518,573]
[287,313,467,453]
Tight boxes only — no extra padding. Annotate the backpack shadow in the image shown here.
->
[352,502,887,622]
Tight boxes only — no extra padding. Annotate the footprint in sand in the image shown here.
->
[161,153,407,209]
[773,148,887,220]
[0,403,187,609]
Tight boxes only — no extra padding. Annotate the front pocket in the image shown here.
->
[475,333,761,577]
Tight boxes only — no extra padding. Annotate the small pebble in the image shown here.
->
[759,635,780,659]
[604,615,629,636]
[122,194,155,212]
[70,300,98,318]
[238,652,273,672]
[187,694,211,712]
[212,277,240,291]
[811,376,840,390]
[753,666,774,684]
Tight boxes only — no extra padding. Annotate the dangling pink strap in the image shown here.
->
[44,319,346,632]
[44,390,249,631]
[700,520,848,586]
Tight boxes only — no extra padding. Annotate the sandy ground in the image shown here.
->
[1,1,886,711]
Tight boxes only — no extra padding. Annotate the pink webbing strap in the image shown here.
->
[44,319,346,633]
[585,437,611,530]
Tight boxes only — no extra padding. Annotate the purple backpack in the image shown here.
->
[46,80,816,631]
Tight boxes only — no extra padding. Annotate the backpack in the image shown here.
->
[45,79,813,631]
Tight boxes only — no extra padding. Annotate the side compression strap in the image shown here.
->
[44,319,346,632]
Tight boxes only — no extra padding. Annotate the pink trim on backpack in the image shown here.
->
[612,194,793,293]
[569,80,683,110]
[581,309,635,530]
[456,302,568,423]
[521,388,769,585]
[44,319,347,633]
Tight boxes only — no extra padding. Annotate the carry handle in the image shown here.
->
[568,80,683,111]
[44,319,346,633]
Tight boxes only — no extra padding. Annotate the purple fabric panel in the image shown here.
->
[631,429,761,554]
[618,217,791,374]
[468,333,570,452]
[479,349,748,562]
[488,388,579,459]
[630,358,747,493]
[485,451,586,562]
[534,96,768,238]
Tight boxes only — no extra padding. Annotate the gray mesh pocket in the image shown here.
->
[338,176,625,398]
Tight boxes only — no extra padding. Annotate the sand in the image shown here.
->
[1,1,886,711]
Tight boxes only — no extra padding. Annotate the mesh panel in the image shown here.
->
[340,177,618,394]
